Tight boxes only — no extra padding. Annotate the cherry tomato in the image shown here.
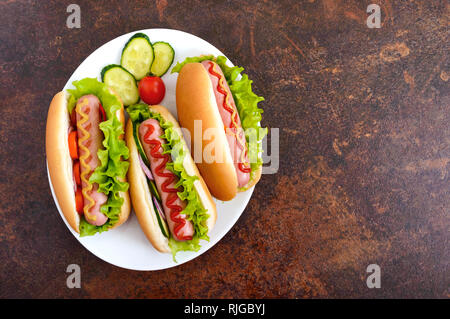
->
[138,76,166,105]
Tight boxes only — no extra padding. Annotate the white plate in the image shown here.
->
[47,28,254,271]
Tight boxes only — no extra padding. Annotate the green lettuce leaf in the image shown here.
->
[67,78,130,236]
[171,55,216,73]
[172,56,267,188]
[127,104,210,260]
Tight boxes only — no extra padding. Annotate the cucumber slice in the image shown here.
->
[132,121,151,166]
[101,64,139,106]
[151,190,169,238]
[150,42,175,77]
[121,33,154,80]
[132,121,162,203]
[132,121,168,236]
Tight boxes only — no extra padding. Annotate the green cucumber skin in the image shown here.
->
[120,33,154,80]
[132,121,151,166]
[120,33,152,63]
[150,41,175,77]
[132,120,169,237]
[132,121,162,203]
[150,186,170,238]
[148,179,161,203]
[101,64,133,82]
[101,64,137,84]
[101,64,139,105]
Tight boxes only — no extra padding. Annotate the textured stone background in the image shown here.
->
[0,0,448,298]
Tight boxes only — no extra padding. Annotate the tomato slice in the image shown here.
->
[68,131,78,159]
[73,161,81,186]
[70,108,77,126]
[75,187,84,214]
[99,104,106,122]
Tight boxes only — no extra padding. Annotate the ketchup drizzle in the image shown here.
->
[143,123,192,241]
[238,159,252,173]
[207,62,251,173]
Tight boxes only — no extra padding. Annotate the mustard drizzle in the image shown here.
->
[76,98,97,221]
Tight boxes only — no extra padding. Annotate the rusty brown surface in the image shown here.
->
[0,0,449,298]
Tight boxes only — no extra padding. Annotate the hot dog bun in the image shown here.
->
[126,105,217,253]
[46,90,130,233]
[176,62,261,200]
[176,63,237,201]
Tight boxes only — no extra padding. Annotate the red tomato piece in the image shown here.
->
[75,188,84,214]
[99,104,106,122]
[73,161,81,186]
[68,131,79,159]
[138,76,166,105]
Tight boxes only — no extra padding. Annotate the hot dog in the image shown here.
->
[174,56,266,201]
[200,60,251,188]
[46,78,130,235]
[75,94,108,226]
[138,118,194,241]
[126,104,216,255]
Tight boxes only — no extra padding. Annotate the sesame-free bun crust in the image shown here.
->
[176,63,238,201]
[126,105,217,253]
[46,90,130,233]
[46,92,80,232]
